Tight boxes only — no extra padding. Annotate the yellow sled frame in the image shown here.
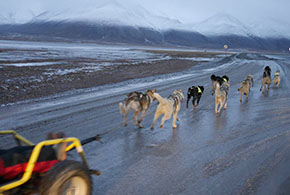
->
[0,130,89,194]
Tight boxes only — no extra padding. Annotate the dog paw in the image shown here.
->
[124,123,128,127]
[151,127,154,130]
[176,118,180,121]
[160,125,163,128]
[173,125,177,129]
[138,124,143,128]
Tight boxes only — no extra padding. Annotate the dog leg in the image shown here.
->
[124,114,128,127]
[223,97,228,110]
[138,110,146,123]
[193,98,197,110]
[215,98,219,114]
[133,111,140,127]
[217,101,223,114]
[172,111,179,128]
[240,91,243,102]
[120,103,129,126]
[160,113,171,129]
[261,84,265,94]
[137,110,147,128]
[151,110,162,130]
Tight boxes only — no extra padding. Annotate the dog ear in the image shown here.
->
[211,74,216,81]
[152,88,157,93]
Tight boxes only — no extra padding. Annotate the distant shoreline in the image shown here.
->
[0,40,228,105]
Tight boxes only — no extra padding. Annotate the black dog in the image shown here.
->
[210,74,229,95]
[186,86,204,109]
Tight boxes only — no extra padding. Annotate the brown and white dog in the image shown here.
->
[119,89,156,128]
[211,75,230,114]
[238,74,253,102]
[273,70,280,88]
[151,89,184,130]
[260,66,271,93]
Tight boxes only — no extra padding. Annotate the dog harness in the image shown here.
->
[197,87,202,94]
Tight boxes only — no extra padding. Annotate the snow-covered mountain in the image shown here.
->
[28,0,183,31]
[1,0,290,39]
[1,1,290,51]
[191,13,290,39]
[248,19,290,39]
[192,13,253,37]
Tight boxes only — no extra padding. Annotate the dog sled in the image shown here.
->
[0,130,101,195]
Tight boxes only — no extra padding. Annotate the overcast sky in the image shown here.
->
[0,0,289,24]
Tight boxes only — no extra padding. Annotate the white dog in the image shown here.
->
[151,89,184,130]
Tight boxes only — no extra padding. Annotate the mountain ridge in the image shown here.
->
[1,21,290,52]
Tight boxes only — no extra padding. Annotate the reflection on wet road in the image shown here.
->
[1,53,290,194]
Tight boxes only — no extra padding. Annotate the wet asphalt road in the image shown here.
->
[1,53,290,195]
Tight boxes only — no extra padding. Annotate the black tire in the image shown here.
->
[39,160,92,195]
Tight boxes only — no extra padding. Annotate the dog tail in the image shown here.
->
[119,102,128,115]
[153,93,167,104]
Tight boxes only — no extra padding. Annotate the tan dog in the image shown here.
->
[238,74,253,102]
[119,89,156,128]
[213,81,229,115]
[211,75,230,114]
[246,74,254,88]
[151,89,184,130]
[273,70,280,88]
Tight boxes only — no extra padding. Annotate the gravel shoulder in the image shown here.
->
[0,46,225,105]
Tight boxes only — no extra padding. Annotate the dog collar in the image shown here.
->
[197,87,202,94]
[275,72,280,76]
[223,78,227,82]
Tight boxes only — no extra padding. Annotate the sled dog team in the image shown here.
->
[119,66,281,129]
